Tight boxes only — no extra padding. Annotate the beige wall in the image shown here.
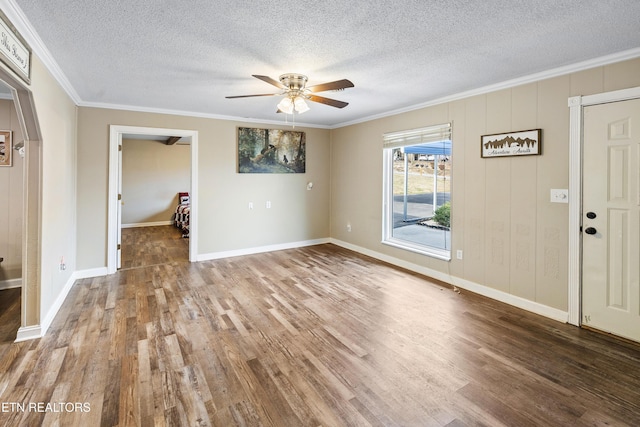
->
[30,56,78,323]
[121,139,190,225]
[0,99,25,284]
[329,57,640,312]
[76,109,331,269]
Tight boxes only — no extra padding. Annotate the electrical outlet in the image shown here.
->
[456,250,463,260]
[347,224,352,232]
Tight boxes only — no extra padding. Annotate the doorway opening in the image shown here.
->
[0,71,43,342]
[0,84,24,345]
[108,126,198,274]
[119,135,191,269]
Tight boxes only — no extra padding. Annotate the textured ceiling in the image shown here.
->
[10,0,640,127]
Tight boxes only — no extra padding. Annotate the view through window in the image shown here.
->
[382,124,452,260]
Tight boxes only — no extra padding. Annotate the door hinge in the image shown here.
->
[118,145,122,151]
[118,194,122,200]
[117,244,121,250]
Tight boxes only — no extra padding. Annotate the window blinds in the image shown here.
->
[383,123,451,149]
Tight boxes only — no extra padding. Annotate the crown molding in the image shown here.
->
[0,0,81,103]
[332,47,640,129]
[79,100,332,129]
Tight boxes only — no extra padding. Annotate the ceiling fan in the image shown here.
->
[226,73,354,114]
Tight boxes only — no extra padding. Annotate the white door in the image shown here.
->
[582,98,640,343]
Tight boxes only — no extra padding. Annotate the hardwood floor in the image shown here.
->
[0,226,639,426]
[0,287,21,359]
[120,225,189,270]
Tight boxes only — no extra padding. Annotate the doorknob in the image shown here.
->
[586,212,596,219]
[584,227,597,235]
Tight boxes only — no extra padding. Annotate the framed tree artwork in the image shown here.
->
[237,127,306,173]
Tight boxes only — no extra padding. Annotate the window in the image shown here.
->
[382,123,452,260]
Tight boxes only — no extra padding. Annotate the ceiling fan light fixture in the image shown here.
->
[277,97,294,114]
[227,73,354,118]
[293,96,309,114]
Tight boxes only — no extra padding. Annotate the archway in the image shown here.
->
[0,68,42,341]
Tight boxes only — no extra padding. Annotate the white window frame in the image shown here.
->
[382,123,452,261]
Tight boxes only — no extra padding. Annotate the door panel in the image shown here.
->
[582,98,640,343]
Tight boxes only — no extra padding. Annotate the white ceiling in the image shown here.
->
[8,0,640,128]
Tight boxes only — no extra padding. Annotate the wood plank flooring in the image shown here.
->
[120,225,189,270]
[1,226,639,426]
[0,287,21,359]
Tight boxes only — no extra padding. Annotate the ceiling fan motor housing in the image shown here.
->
[226,73,351,109]
[279,74,308,92]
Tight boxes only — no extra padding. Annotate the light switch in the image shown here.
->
[550,189,569,203]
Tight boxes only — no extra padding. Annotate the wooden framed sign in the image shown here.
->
[0,10,31,84]
[481,129,541,158]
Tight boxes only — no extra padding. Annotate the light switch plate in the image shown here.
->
[550,189,569,203]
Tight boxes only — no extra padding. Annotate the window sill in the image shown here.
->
[382,238,451,261]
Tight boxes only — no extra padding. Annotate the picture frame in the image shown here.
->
[237,127,306,173]
[481,128,541,158]
[0,130,12,167]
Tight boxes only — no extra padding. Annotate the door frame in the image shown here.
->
[107,125,198,274]
[567,86,640,326]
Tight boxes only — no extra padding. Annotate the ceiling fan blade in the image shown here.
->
[225,93,279,99]
[306,79,354,93]
[252,74,286,89]
[308,95,349,108]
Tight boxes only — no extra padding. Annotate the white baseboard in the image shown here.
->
[122,220,173,229]
[0,278,22,290]
[330,238,569,324]
[15,267,109,342]
[39,271,80,337]
[15,325,42,342]
[197,238,331,261]
[74,267,109,279]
